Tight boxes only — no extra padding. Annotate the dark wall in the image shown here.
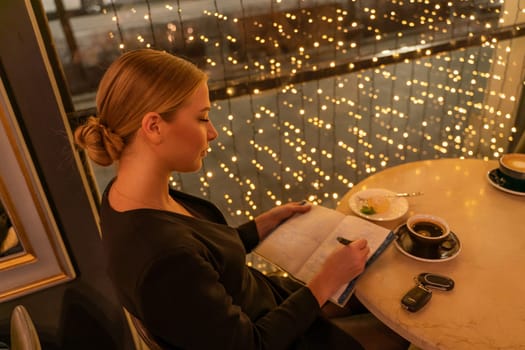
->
[0,2,133,349]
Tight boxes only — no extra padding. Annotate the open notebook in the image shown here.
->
[254,205,396,306]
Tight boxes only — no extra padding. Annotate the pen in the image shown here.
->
[337,236,353,245]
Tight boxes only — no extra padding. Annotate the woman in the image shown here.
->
[74,49,407,349]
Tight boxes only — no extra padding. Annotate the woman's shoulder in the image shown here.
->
[169,188,227,224]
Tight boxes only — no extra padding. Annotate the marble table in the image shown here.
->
[336,158,525,350]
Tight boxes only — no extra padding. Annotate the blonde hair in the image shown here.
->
[74,49,207,166]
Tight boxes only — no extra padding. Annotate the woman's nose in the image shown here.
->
[208,121,218,141]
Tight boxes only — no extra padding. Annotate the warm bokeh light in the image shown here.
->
[44,1,524,228]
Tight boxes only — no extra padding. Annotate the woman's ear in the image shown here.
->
[140,112,163,144]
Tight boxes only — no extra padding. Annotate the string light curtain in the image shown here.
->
[48,0,525,224]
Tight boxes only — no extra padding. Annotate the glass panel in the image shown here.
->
[41,0,525,225]
[43,0,514,106]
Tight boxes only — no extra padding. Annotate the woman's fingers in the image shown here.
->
[350,238,369,251]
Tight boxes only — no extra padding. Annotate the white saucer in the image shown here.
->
[349,188,408,221]
[487,168,525,196]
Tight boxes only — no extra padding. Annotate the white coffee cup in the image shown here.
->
[499,153,525,181]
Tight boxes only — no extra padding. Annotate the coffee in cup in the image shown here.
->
[406,214,450,245]
[499,153,525,181]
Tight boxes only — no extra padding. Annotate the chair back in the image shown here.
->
[123,308,163,350]
[10,305,41,350]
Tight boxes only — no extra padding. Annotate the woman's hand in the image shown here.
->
[307,239,370,306]
[254,201,311,240]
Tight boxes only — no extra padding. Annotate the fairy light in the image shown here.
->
[45,0,525,225]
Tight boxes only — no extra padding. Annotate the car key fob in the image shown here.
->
[401,284,432,312]
[417,273,455,291]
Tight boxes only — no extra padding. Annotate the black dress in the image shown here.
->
[100,181,363,350]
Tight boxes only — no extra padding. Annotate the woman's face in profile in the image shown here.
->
[157,81,218,173]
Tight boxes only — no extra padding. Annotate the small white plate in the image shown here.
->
[349,188,409,221]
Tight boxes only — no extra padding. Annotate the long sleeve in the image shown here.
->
[138,247,320,350]
[236,220,260,252]
[101,184,323,350]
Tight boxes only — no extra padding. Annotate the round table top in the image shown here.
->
[336,158,525,350]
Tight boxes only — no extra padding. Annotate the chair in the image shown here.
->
[10,305,41,350]
[123,308,163,350]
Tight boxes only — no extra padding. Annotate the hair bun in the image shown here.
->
[74,116,124,166]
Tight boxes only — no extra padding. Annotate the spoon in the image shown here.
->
[357,191,423,201]
[394,191,424,198]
